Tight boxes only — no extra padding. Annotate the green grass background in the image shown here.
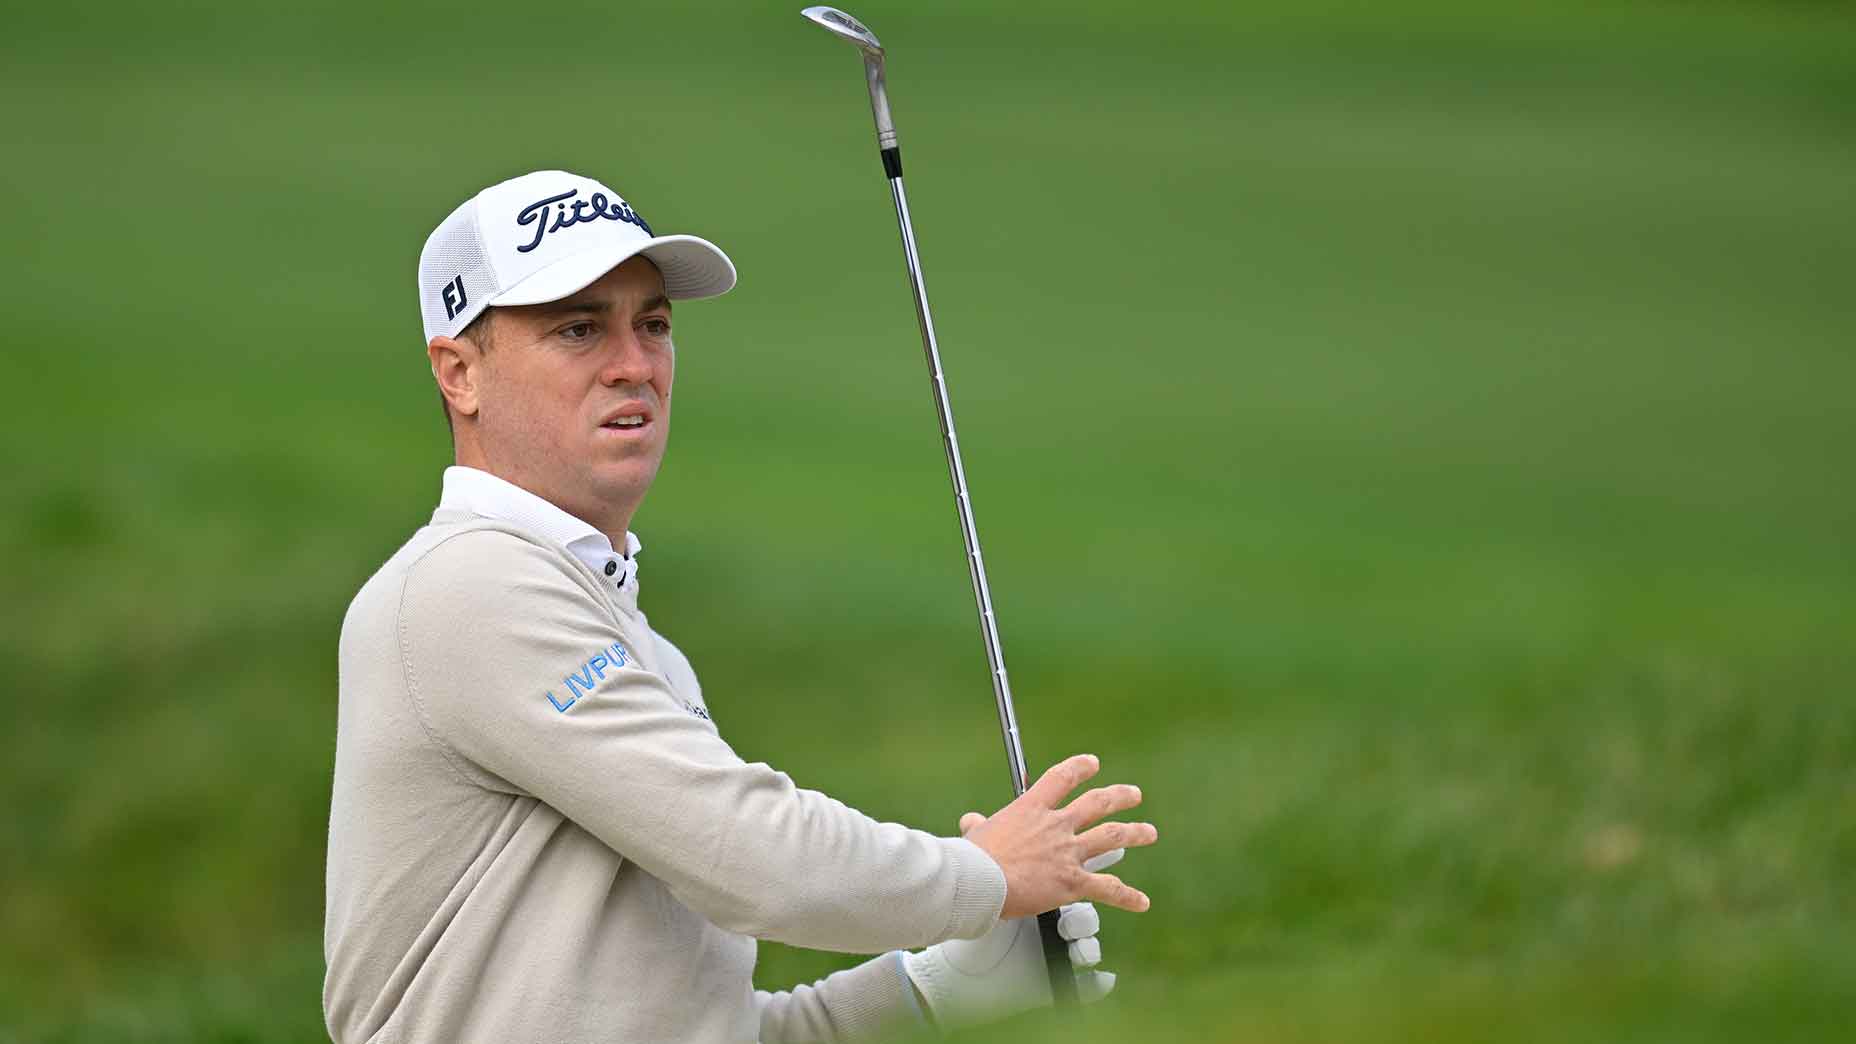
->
[3,0,1853,1040]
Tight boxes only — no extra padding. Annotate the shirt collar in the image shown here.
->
[438,466,642,590]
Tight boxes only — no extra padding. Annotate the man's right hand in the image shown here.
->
[959,754,1157,920]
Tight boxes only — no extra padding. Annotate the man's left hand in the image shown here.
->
[902,817,1123,1030]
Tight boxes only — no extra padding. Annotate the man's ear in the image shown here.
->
[429,335,482,419]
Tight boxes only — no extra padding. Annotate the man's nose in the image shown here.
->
[598,328,654,387]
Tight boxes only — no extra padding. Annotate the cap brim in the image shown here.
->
[489,234,737,309]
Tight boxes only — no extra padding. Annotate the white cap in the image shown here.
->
[417,169,737,342]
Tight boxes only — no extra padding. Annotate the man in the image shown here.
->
[324,170,1158,1043]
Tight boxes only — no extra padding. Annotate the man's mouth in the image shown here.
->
[599,404,654,433]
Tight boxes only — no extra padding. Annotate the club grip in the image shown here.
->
[1037,907,1080,1008]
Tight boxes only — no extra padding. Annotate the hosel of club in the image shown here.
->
[849,42,1081,1013]
[863,56,897,151]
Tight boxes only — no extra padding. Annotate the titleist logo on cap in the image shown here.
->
[516,189,653,254]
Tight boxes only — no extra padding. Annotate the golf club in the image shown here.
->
[798,4,1081,1010]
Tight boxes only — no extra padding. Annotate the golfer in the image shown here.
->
[324,170,1158,1043]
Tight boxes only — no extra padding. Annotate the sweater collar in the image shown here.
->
[438,466,642,591]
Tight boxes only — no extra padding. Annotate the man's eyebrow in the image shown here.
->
[639,294,672,315]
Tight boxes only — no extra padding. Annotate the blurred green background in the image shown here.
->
[3,0,1853,1040]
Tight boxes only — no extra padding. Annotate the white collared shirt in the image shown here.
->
[438,466,642,592]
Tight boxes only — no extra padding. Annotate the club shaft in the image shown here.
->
[885,173,1029,798]
[884,166,1082,1009]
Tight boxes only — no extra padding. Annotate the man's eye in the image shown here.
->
[641,318,672,338]
[561,321,598,341]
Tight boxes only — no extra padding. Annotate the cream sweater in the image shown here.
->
[325,506,1007,1042]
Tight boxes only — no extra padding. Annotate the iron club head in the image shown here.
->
[800,6,897,150]
[800,6,884,57]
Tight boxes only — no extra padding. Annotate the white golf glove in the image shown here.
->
[901,848,1122,1030]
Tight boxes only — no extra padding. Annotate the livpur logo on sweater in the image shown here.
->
[544,641,634,713]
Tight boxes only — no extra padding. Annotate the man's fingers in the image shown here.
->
[1024,754,1099,809]
[1080,872,1150,913]
[1068,936,1102,968]
[1076,820,1158,861]
[1082,847,1125,874]
[957,812,986,836]
[1061,783,1144,830]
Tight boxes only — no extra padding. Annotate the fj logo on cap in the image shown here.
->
[441,275,468,320]
[516,189,653,254]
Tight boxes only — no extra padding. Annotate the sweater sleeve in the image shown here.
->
[395,529,1006,953]
[756,952,929,1043]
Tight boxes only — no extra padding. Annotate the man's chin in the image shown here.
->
[584,458,661,503]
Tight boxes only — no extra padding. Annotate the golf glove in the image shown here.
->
[901,849,1122,1030]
